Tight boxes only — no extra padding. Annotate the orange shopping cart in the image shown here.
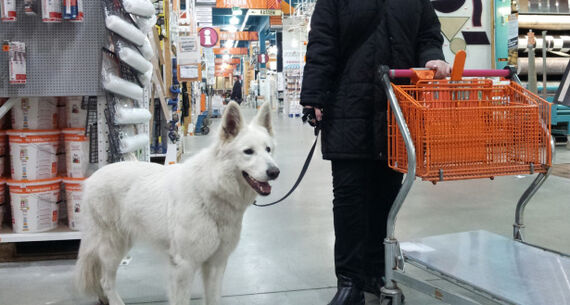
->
[376,62,567,305]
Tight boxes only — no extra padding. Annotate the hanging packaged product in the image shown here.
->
[1,0,16,22]
[114,106,151,124]
[101,49,144,100]
[122,0,155,17]
[105,13,146,47]
[62,0,78,20]
[42,0,62,23]
[24,0,39,16]
[9,42,26,85]
[116,40,153,73]
[138,36,154,60]
[69,0,83,22]
[132,15,157,34]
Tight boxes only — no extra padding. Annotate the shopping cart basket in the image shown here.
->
[377,64,568,305]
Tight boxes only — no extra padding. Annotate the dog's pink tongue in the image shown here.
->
[259,182,271,195]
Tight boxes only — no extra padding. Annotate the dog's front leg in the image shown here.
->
[168,255,197,305]
[202,255,229,305]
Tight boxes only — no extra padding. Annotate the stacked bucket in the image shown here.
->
[2,97,89,233]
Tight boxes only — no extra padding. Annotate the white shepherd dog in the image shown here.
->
[75,102,279,305]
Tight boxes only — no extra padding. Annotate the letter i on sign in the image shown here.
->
[204,29,212,46]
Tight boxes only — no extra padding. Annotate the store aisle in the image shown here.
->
[0,107,569,305]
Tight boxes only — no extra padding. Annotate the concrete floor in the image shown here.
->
[1,107,569,305]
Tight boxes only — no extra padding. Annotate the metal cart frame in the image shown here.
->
[377,66,567,305]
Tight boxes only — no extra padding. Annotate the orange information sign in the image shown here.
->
[215,58,241,64]
[219,31,259,41]
[270,15,282,26]
[214,48,249,55]
[216,0,280,9]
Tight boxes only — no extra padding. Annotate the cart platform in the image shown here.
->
[401,230,570,305]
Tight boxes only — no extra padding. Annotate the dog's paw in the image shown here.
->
[97,298,109,305]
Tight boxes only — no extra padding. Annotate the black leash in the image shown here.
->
[253,109,320,207]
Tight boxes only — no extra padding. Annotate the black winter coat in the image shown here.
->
[300,0,444,160]
[231,80,242,102]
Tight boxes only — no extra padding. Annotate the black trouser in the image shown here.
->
[331,159,403,287]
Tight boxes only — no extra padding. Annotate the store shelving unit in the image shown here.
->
[0,1,105,244]
[0,225,81,243]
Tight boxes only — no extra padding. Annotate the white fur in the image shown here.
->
[75,102,278,305]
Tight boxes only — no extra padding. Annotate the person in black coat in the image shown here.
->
[231,76,243,104]
[300,1,450,304]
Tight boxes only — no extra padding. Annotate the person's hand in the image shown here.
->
[425,60,451,79]
[302,106,322,127]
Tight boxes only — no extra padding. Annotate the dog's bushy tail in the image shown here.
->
[75,233,105,298]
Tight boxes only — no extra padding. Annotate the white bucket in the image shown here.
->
[7,178,61,233]
[62,129,89,178]
[0,131,6,177]
[63,177,84,231]
[64,97,87,128]
[7,130,60,180]
[11,97,58,130]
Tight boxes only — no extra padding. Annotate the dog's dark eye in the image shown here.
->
[266,147,271,153]
[244,148,254,155]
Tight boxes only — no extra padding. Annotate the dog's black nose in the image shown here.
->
[267,167,280,180]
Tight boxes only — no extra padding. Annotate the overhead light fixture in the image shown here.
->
[230,16,240,25]
[224,40,234,48]
[223,54,230,60]
[232,7,242,15]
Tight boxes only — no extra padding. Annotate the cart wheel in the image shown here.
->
[380,299,391,305]
[380,294,405,305]
[202,126,210,135]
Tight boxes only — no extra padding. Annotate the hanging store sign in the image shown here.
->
[270,15,283,27]
[219,31,259,41]
[216,0,280,9]
[248,9,282,16]
[258,53,269,64]
[199,27,219,48]
[177,35,201,65]
[178,64,202,81]
[214,48,248,55]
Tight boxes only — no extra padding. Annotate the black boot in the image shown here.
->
[328,275,365,305]
[363,277,383,298]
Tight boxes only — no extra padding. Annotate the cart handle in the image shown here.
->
[379,65,417,240]
[389,68,512,79]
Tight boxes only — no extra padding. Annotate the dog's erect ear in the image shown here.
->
[254,102,273,136]
[220,101,244,142]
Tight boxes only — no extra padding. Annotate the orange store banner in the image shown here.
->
[216,0,280,9]
[214,48,249,55]
[215,58,241,64]
[219,31,259,41]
